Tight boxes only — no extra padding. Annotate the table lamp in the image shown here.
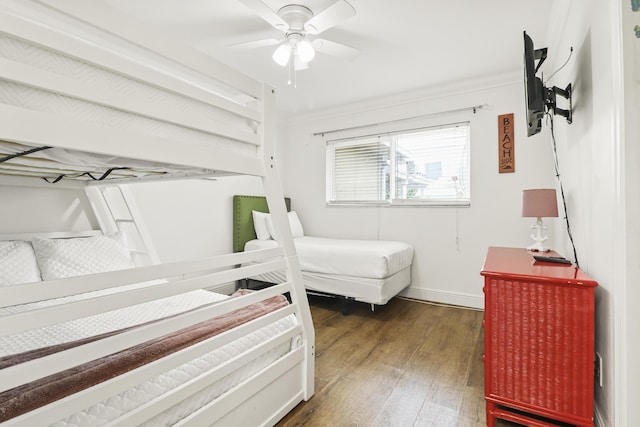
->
[522,189,558,252]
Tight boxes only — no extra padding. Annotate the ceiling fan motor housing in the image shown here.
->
[277,5,314,33]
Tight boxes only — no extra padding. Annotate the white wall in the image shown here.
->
[0,175,266,266]
[280,79,557,309]
[125,175,264,263]
[0,180,97,234]
[545,0,639,425]
[115,122,286,264]
[622,1,640,424]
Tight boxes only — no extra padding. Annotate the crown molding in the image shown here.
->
[286,70,521,126]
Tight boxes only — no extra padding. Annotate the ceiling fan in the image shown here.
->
[236,0,359,77]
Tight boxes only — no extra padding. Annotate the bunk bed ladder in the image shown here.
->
[84,184,160,267]
[259,85,315,401]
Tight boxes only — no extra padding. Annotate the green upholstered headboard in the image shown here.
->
[233,195,290,252]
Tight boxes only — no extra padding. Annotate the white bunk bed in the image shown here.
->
[0,1,314,426]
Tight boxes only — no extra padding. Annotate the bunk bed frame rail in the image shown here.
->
[0,240,309,426]
[0,1,265,178]
[0,0,314,425]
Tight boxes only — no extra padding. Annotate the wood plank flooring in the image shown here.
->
[277,296,519,427]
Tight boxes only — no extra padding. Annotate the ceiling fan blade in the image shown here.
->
[304,0,356,35]
[228,38,281,50]
[238,0,289,31]
[312,38,360,60]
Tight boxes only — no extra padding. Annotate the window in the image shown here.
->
[326,122,470,206]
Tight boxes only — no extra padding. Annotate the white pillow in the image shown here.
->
[32,232,135,281]
[252,210,272,240]
[0,240,42,286]
[266,211,304,240]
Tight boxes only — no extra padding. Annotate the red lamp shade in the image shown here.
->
[522,189,558,218]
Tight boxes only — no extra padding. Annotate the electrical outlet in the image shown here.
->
[595,352,603,388]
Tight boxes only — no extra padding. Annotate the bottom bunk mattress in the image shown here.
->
[0,287,297,426]
[244,236,414,305]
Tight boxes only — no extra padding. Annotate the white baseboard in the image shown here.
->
[401,287,484,310]
[594,402,607,427]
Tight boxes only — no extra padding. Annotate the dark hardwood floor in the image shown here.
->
[277,295,519,427]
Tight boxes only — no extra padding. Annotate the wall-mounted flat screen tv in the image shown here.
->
[523,31,547,137]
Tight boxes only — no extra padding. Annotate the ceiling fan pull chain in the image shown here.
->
[293,51,297,88]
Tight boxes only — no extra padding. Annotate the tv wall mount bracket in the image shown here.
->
[536,47,573,124]
[546,83,572,124]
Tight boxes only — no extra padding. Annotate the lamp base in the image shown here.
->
[527,217,551,252]
[527,241,551,252]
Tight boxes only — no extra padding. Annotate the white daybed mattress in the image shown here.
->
[0,287,296,426]
[245,236,413,279]
[244,236,413,305]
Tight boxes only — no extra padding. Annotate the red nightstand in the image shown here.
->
[481,247,597,427]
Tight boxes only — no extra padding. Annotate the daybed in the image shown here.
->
[0,1,314,425]
[233,195,414,308]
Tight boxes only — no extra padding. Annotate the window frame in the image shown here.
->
[325,121,471,207]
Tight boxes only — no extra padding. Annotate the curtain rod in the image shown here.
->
[312,104,486,137]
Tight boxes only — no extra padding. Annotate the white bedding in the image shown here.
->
[245,236,413,279]
[1,287,297,426]
[0,286,226,356]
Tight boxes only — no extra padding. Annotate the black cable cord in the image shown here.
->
[0,146,132,183]
[548,113,580,267]
[0,145,51,163]
[43,167,130,184]
[544,47,574,85]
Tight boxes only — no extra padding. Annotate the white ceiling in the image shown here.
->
[101,0,555,118]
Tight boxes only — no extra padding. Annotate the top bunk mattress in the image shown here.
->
[0,2,270,181]
[245,236,413,279]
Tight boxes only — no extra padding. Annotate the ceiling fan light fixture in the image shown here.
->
[272,43,291,66]
[296,39,315,62]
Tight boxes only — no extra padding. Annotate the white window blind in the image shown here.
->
[326,122,470,206]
